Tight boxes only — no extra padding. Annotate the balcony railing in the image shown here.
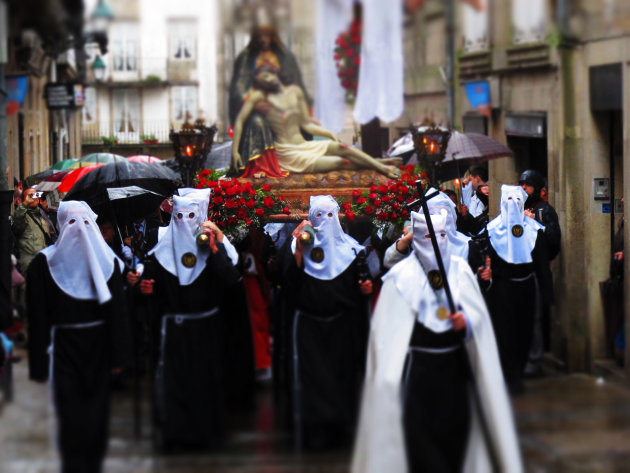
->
[82,120,173,145]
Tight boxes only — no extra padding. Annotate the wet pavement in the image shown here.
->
[2,350,630,472]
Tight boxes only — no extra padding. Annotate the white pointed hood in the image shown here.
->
[294,195,363,280]
[426,188,470,259]
[150,194,210,285]
[41,201,123,304]
[387,209,455,334]
[487,184,542,264]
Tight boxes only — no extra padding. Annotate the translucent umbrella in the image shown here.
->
[35,171,71,192]
[51,158,79,171]
[69,153,126,169]
[127,155,162,164]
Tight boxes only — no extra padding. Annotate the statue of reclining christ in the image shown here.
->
[231,66,402,180]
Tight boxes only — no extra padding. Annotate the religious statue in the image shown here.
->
[232,66,401,179]
[228,19,311,177]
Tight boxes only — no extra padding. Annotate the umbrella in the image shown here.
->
[64,160,180,223]
[69,153,126,169]
[87,186,167,222]
[51,158,79,171]
[35,171,71,192]
[202,140,232,170]
[24,168,58,187]
[434,131,513,181]
[58,164,105,193]
[127,155,162,164]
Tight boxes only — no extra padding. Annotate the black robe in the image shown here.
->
[470,230,552,393]
[142,243,250,448]
[403,323,469,473]
[26,253,131,473]
[281,253,369,450]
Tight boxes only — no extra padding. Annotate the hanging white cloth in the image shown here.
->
[315,0,354,133]
[487,184,543,264]
[353,0,404,124]
[291,195,363,280]
[150,195,210,286]
[177,187,239,266]
[41,201,123,304]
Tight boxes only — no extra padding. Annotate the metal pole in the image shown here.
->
[610,112,616,253]
[445,0,455,128]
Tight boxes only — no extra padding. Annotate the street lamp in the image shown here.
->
[92,54,107,82]
[86,0,114,55]
[170,119,217,187]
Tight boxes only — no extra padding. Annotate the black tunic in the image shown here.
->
[282,254,369,450]
[26,253,131,473]
[472,230,551,393]
[142,243,247,448]
[403,323,469,473]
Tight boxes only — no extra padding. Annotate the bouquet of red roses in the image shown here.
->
[195,169,291,241]
[334,18,362,104]
[338,165,429,231]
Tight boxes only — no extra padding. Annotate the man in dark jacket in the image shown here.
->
[12,188,53,272]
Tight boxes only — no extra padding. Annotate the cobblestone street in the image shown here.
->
[2,350,630,472]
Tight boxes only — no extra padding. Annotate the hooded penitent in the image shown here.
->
[150,194,210,285]
[41,201,123,304]
[177,187,239,266]
[295,195,363,280]
[426,189,470,259]
[487,184,542,264]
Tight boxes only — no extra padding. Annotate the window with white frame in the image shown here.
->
[512,0,548,45]
[463,0,489,53]
[113,89,140,142]
[169,20,197,62]
[172,86,197,123]
[82,87,96,124]
[111,22,138,74]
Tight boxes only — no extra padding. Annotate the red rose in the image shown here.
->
[377,212,389,221]
[400,185,410,194]
[237,208,247,218]
[352,189,361,197]
[208,180,218,187]
[342,202,353,211]
[365,205,375,215]
[374,199,382,206]
[220,180,231,189]
[346,210,355,222]
[370,185,378,192]
[392,202,401,210]
[334,52,342,60]
[225,199,237,209]
[379,185,388,193]
[248,189,257,196]
[255,208,265,216]
[391,212,398,219]
[262,184,271,192]
[402,210,410,219]
[369,193,377,200]
[263,196,275,208]
[245,218,253,225]
[353,56,361,66]
[397,194,405,202]
[227,216,238,225]
[382,195,391,203]
[245,199,256,208]
[357,196,367,205]
[283,207,290,215]
[213,196,223,205]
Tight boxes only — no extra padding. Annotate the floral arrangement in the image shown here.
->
[334,18,362,104]
[338,165,429,231]
[195,169,291,241]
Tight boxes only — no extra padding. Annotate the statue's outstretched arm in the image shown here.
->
[293,86,340,142]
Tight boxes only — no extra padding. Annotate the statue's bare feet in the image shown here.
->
[381,157,403,166]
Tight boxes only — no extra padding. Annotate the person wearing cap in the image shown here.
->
[352,209,522,473]
[26,201,132,473]
[12,187,54,272]
[282,195,372,450]
[519,169,561,261]
[470,185,552,394]
[138,190,242,449]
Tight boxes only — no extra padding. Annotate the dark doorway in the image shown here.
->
[505,136,548,179]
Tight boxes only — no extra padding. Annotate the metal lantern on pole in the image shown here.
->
[411,125,451,183]
[170,119,217,187]
[92,54,107,82]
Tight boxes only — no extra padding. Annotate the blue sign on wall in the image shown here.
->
[602,203,611,214]
[465,81,491,109]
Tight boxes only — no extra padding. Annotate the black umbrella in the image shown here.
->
[64,160,180,222]
[434,131,513,181]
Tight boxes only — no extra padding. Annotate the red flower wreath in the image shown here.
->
[334,19,362,104]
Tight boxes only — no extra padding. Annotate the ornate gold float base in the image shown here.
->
[238,169,390,207]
